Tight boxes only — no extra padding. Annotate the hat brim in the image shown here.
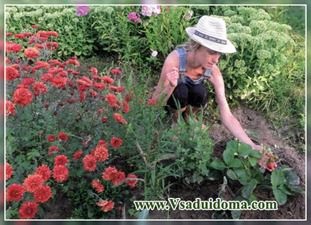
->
[186,27,236,54]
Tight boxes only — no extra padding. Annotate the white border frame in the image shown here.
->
[3,3,308,222]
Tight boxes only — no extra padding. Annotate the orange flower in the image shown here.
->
[97,200,114,212]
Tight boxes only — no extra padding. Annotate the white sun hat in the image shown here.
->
[186,16,236,54]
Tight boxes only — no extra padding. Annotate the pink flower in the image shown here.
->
[127,12,141,23]
[76,5,90,16]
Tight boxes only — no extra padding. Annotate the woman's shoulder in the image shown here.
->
[164,50,179,66]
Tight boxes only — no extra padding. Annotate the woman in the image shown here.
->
[151,15,263,151]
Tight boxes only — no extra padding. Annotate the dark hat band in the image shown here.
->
[194,30,227,45]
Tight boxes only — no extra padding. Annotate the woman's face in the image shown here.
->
[195,46,222,69]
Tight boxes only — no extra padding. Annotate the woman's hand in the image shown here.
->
[165,67,179,87]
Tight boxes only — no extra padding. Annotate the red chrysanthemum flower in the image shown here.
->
[35,164,51,181]
[122,100,130,113]
[58,131,69,142]
[6,162,13,180]
[91,179,105,193]
[126,173,138,188]
[23,174,44,192]
[33,185,52,203]
[53,165,69,183]
[32,81,48,96]
[54,154,69,166]
[18,201,38,219]
[12,87,33,106]
[6,101,16,116]
[93,82,106,91]
[24,47,40,59]
[90,67,98,76]
[105,93,119,108]
[46,134,56,142]
[101,117,108,123]
[32,61,50,71]
[92,144,109,162]
[41,72,53,82]
[51,75,68,89]
[65,57,80,66]
[102,166,125,186]
[6,42,22,53]
[6,66,20,81]
[113,113,127,125]
[110,137,123,149]
[97,200,114,212]
[48,145,60,155]
[110,68,122,76]
[82,154,97,172]
[46,41,59,50]
[6,183,24,202]
[73,150,83,160]
[21,77,36,87]
[102,76,114,84]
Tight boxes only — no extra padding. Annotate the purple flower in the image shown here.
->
[127,12,141,24]
[76,5,90,17]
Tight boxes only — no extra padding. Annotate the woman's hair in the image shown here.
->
[176,39,201,52]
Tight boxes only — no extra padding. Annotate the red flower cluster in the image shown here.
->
[12,87,33,106]
[54,154,69,166]
[6,183,25,202]
[6,163,13,180]
[58,131,69,141]
[105,93,119,108]
[97,200,114,212]
[110,68,122,76]
[24,47,40,59]
[91,179,105,193]
[6,41,22,53]
[19,201,38,219]
[32,81,48,96]
[35,164,51,181]
[23,174,44,192]
[110,137,123,149]
[92,141,109,162]
[6,100,16,116]
[113,113,127,125]
[33,185,52,203]
[73,149,83,160]
[48,145,60,155]
[82,154,97,172]
[126,173,138,188]
[6,65,20,81]
[53,165,69,182]
[102,166,125,186]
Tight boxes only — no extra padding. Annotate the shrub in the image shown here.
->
[5,5,95,59]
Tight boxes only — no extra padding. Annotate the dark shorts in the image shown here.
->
[167,79,208,109]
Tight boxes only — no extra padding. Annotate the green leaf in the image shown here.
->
[248,157,258,167]
[283,168,300,186]
[228,159,243,168]
[241,179,258,199]
[272,187,288,205]
[271,169,286,187]
[226,169,238,180]
[237,142,253,157]
[210,159,227,171]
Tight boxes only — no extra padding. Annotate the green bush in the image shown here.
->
[6,5,95,59]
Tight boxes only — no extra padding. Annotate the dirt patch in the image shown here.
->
[210,106,305,184]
